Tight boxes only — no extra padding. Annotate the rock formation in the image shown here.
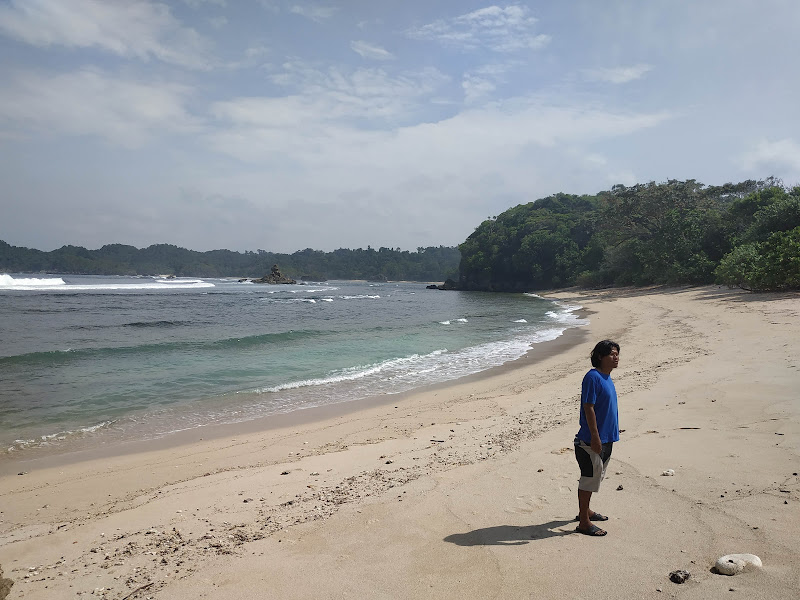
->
[251,264,296,285]
[426,278,459,290]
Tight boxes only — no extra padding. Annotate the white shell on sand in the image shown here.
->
[714,554,763,575]
[661,469,675,476]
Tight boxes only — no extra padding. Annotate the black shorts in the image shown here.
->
[574,438,613,492]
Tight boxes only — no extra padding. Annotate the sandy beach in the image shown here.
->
[1,286,798,600]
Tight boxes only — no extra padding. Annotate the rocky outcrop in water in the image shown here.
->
[426,279,459,290]
[251,265,296,285]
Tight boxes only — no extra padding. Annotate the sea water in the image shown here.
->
[0,274,586,458]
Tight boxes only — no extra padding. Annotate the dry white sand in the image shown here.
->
[1,286,798,599]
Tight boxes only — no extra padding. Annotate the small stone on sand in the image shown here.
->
[714,554,762,575]
[669,570,690,584]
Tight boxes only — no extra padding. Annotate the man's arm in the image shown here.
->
[583,403,602,455]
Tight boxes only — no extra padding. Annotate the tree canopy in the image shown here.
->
[0,241,460,283]
[457,178,800,292]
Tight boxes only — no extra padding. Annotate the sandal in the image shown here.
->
[574,512,608,522]
[575,524,607,536]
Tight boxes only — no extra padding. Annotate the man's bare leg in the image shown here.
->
[577,489,607,535]
[578,489,593,529]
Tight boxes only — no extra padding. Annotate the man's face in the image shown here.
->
[599,348,619,373]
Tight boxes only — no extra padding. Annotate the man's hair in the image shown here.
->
[590,339,620,368]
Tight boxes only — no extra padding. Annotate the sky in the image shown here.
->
[1,0,799,253]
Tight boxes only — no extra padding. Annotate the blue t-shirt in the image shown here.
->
[576,369,619,444]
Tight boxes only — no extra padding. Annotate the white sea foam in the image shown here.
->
[84,281,216,291]
[257,350,447,394]
[247,308,580,414]
[6,420,116,451]
[339,294,380,300]
[554,301,583,313]
[455,318,468,323]
[439,320,451,325]
[525,293,584,320]
[513,318,528,323]
[0,274,66,289]
[261,297,325,304]
[155,278,205,285]
[546,304,588,326]
[253,324,574,408]
[0,274,214,291]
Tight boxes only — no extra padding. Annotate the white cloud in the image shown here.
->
[289,4,338,23]
[583,64,653,84]
[194,96,672,252]
[461,63,514,103]
[183,0,227,7]
[0,0,212,69]
[258,1,280,14]
[251,61,450,125]
[356,19,384,30]
[219,44,270,71]
[408,5,550,53]
[0,68,198,147]
[462,75,496,104]
[739,139,800,180]
[350,40,395,61]
[208,87,671,172]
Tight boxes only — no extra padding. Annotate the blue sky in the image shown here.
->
[1,0,799,253]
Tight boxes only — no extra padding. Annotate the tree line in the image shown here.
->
[4,177,798,291]
[457,178,800,292]
[0,241,461,283]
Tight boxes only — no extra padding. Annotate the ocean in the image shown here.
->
[0,273,586,460]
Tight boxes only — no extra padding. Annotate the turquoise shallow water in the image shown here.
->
[0,274,586,457]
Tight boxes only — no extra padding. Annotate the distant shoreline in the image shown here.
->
[0,241,462,283]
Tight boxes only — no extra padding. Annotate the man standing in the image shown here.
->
[574,340,620,536]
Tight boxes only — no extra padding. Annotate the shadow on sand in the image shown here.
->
[443,520,574,546]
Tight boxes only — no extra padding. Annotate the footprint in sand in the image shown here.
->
[505,495,548,514]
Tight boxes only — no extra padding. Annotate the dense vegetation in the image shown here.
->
[0,242,460,283]
[458,178,800,292]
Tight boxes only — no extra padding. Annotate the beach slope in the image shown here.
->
[1,286,798,599]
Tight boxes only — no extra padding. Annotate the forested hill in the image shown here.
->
[0,242,461,283]
[458,178,800,292]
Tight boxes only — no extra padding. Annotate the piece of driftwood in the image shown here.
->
[121,582,155,600]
